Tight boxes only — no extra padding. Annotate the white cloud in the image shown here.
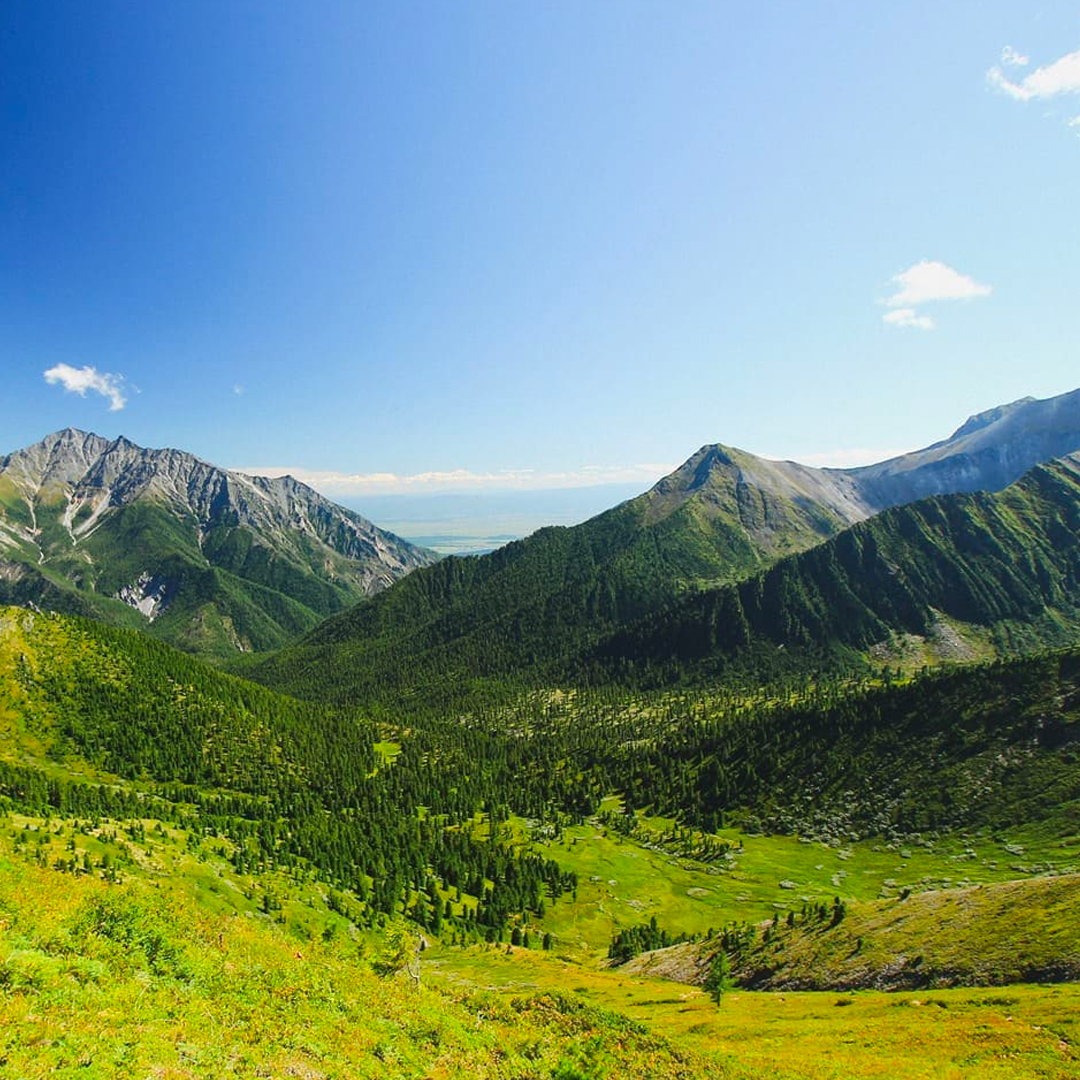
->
[1000,45,1030,68]
[233,384,245,395]
[883,308,936,330]
[43,363,127,411]
[233,462,677,497]
[988,45,1080,101]
[885,260,992,307]
[879,260,991,330]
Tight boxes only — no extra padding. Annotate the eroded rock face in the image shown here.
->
[116,572,175,620]
[847,388,1080,509]
[1,430,434,587]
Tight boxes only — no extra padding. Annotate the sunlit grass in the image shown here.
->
[428,945,1080,1079]
[0,846,697,1079]
[6,808,1080,1079]
[522,811,1080,955]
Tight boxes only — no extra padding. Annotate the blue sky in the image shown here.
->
[5,2,1080,498]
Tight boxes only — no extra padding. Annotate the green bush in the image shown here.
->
[72,892,189,979]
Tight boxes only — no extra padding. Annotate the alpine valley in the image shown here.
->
[5,389,1080,1080]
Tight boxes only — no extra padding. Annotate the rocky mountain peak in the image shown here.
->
[0,430,437,656]
[948,397,1035,441]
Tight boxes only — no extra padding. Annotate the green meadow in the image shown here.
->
[5,796,1080,1079]
[428,945,1080,1080]
[504,806,1080,956]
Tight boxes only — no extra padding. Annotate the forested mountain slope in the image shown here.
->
[598,454,1080,682]
[253,453,1080,705]
[0,607,574,936]
[0,429,435,656]
[587,644,1080,837]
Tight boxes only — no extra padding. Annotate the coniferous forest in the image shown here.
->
[6,439,1080,1078]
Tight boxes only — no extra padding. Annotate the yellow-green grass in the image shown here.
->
[727,873,1080,990]
[427,945,1080,1079]
[2,813,366,944]
[7,812,1080,1079]
[372,739,402,769]
[0,852,699,1079]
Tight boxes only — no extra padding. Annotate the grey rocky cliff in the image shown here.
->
[0,429,434,593]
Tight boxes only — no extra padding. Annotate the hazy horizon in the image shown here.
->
[340,482,646,554]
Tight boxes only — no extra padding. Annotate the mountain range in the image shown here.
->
[597,452,1080,680]
[3,388,1080,673]
[630,387,1080,556]
[0,428,435,655]
[252,388,1080,703]
[6,390,1080,1078]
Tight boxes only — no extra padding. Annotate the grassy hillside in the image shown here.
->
[494,805,1080,955]
[0,851,697,1080]
[6,814,1080,1080]
[0,606,575,943]
[5,603,1080,1077]
[618,873,1080,993]
[431,955,1080,1080]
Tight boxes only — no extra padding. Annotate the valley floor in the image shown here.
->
[4,810,1080,1079]
[430,945,1080,1080]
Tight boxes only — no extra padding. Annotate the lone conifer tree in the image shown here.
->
[704,950,733,1007]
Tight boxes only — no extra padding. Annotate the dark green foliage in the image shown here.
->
[608,916,691,963]
[704,949,732,1006]
[595,458,1080,681]
[248,451,862,705]
[252,457,1080,709]
[0,610,574,938]
[0,563,148,631]
[580,648,1080,838]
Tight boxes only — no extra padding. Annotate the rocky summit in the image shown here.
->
[646,388,1080,547]
[0,429,436,655]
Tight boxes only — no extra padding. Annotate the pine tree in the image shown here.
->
[704,950,733,1007]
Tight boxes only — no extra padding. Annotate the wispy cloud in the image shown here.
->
[1000,45,1030,69]
[988,44,1080,102]
[233,384,245,395]
[881,260,991,330]
[43,363,127,411]
[882,308,935,331]
[233,462,677,497]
